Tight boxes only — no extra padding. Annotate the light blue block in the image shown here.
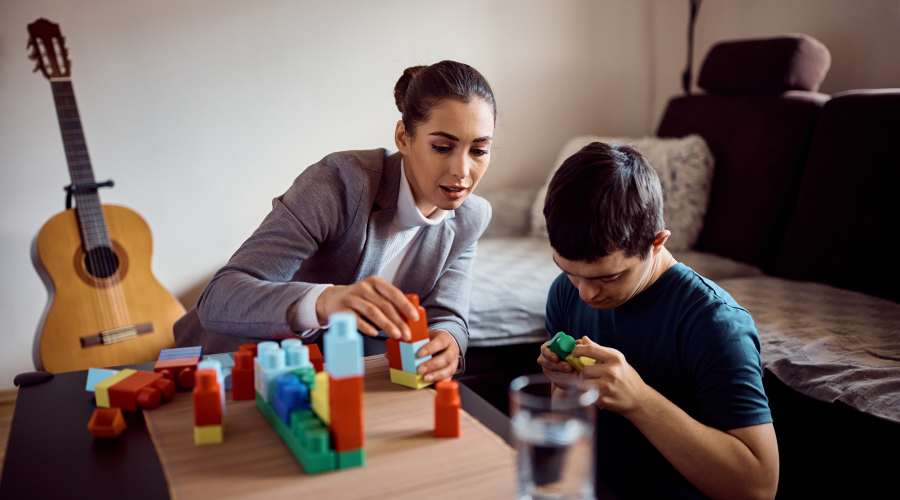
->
[206,353,235,370]
[158,346,202,360]
[85,368,118,392]
[323,313,363,378]
[257,345,317,402]
[399,339,431,373]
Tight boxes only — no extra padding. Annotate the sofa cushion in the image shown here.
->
[775,90,900,303]
[698,34,831,94]
[476,187,538,238]
[717,276,900,423]
[529,135,714,252]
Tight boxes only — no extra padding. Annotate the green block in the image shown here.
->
[290,409,315,429]
[293,367,316,389]
[547,331,576,360]
[336,448,366,470]
[305,427,330,453]
[257,393,336,473]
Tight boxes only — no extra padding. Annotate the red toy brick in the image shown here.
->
[154,378,176,400]
[231,349,255,401]
[154,357,199,389]
[329,374,364,452]
[136,386,162,409]
[434,380,460,438]
[239,343,258,358]
[108,371,164,412]
[385,338,403,370]
[193,369,222,426]
[307,343,324,372]
[87,407,126,439]
[404,294,429,343]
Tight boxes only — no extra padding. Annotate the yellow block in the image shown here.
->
[311,371,330,425]
[389,368,433,389]
[565,355,596,373]
[94,369,137,408]
[194,425,223,445]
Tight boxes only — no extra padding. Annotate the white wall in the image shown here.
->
[1,0,898,388]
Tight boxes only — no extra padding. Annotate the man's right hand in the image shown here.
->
[315,275,419,341]
[537,341,577,387]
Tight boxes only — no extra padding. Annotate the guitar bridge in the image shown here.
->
[80,322,154,348]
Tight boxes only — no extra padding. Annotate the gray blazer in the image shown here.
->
[174,149,491,373]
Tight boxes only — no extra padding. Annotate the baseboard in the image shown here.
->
[0,387,18,405]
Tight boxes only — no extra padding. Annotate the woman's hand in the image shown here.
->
[415,330,460,382]
[315,275,419,340]
[537,340,578,387]
[573,336,650,416]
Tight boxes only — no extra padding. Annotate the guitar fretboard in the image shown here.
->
[51,79,111,251]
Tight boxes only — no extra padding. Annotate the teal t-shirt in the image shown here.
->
[545,263,772,499]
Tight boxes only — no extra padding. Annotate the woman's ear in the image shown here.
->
[394,120,410,154]
[652,230,671,255]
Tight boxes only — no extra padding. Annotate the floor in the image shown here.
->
[0,402,14,475]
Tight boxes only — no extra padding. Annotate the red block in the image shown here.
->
[404,294,429,342]
[193,369,222,426]
[434,380,460,438]
[154,378,176,400]
[87,407,126,439]
[238,343,258,358]
[231,350,255,401]
[307,343,324,373]
[108,371,164,412]
[385,338,403,370]
[329,374,364,452]
[154,358,199,389]
[136,386,162,409]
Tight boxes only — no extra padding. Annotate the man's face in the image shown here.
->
[552,248,654,310]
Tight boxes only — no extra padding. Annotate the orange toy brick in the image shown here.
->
[434,380,460,438]
[154,357,199,389]
[239,343,258,358]
[385,338,403,370]
[87,407,126,439]
[404,294,429,342]
[231,350,255,401]
[154,378,176,400]
[307,343,324,372]
[328,374,364,452]
[136,386,162,409]
[193,369,222,426]
[108,371,164,412]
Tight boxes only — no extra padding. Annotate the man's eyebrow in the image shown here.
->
[552,254,625,279]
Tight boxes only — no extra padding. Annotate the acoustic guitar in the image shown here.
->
[28,18,184,373]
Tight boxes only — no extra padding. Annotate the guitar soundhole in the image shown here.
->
[84,246,119,278]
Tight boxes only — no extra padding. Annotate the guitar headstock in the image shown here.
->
[27,18,71,80]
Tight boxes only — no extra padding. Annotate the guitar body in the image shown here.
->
[32,204,184,373]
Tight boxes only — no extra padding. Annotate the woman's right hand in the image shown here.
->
[537,341,577,387]
[315,275,419,341]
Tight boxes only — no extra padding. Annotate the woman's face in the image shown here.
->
[395,98,494,216]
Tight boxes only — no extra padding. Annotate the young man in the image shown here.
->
[537,142,779,500]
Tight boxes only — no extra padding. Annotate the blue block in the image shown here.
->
[85,368,118,392]
[283,383,310,409]
[399,339,431,374]
[206,352,235,370]
[158,346,202,360]
[323,313,363,378]
[273,391,292,425]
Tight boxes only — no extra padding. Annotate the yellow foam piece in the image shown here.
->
[194,425,223,445]
[311,371,330,425]
[94,369,137,408]
[389,368,433,389]
[565,354,596,373]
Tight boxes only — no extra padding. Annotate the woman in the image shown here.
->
[175,60,496,381]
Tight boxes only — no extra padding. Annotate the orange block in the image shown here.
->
[238,343,258,358]
[87,407,126,439]
[108,371,164,412]
[434,380,460,438]
[193,369,222,426]
[404,294,429,343]
[385,338,403,370]
[136,386,161,409]
[329,374,364,452]
[154,378,176,400]
[154,358,199,389]
[231,350,255,401]
[308,343,324,372]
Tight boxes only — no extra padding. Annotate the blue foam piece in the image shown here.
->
[323,313,363,378]
[399,339,431,373]
[85,368,118,392]
[158,346,203,360]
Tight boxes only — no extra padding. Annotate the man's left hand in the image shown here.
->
[413,330,459,382]
[573,336,650,416]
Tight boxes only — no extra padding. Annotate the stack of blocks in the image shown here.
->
[193,368,224,445]
[547,331,597,372]
[154,346,203,389]
[386,294,433,389]
[254,314,365,473]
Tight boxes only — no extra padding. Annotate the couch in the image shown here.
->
[461,34,899,498]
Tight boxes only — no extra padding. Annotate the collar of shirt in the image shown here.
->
[395,158,447,230]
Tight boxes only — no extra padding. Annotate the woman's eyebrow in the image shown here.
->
[429,131,458,141]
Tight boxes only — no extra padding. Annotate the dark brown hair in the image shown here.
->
[394,60,496,136]
[543,141,665,261]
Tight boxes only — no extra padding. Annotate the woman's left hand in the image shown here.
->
[413,330,460,382]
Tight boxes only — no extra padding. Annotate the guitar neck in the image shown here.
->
[51,79,111,251]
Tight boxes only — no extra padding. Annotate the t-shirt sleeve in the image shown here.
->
[545,272,570,340]
[687,304,773,431]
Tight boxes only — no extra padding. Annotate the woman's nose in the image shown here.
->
[449,152,470,180]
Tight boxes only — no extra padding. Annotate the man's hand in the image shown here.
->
[315,275,419,340]
[574,336,651,416]
[414,330,460,382]
[537,340,578,387]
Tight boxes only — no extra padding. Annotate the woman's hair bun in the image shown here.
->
[394,65,427,113]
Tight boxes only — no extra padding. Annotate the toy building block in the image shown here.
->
[434,380,461,438]
[193,369,223,427]
[329,374,364,452]
[389,368,432,389]
[94,369,137,408]
[85,368,118,392]
[87,407,126,439]
[272,374,311,425]
[154,357,199,389]
[158,346,202,361]
[565,354,597,373]
[403,294,429,343]
[198,358,226,418]
[153,378,177,401]
[337,449,366,469]
[311,370,330,425]
[399,339,431,374]
[108,370,164,411]
[206,353,235,390]
[231,350,255,400]
[254,340,313,403]
[547,331,577,361]
[194,425,223,445]
[256,393,337,473]
[239,342,258,358]
[324,313,363,378]
[307,343,324,372]
[385,338,403,371]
